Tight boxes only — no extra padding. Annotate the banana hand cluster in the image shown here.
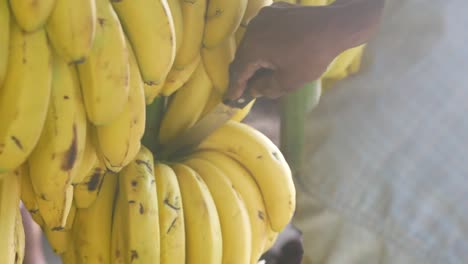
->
[48,120,292,264]
[0,0,301,263]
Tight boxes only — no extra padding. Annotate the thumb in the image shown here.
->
[225,60,276,101]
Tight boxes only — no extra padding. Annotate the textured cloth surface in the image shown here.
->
[293,0,468,263]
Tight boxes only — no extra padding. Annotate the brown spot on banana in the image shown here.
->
[87,169,104,191]
[164,198,181,211]
[139,203,144,214]
[61,124,78,171]
[98,18,106,27]
[167,217,178,234]
[11,136,23,150]
[130,250,139,262]
[131,180,138,187]
[258,211,265,221]
[135,159,153,173]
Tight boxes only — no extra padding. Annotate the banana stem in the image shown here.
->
[304,80,322,113]
[142,96,165,154]
[280,80,320,180]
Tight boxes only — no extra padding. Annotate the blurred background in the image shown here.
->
[245,0,468,263]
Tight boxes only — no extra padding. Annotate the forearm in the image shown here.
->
[297,0,385,51]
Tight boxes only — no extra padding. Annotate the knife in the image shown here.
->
[161,92,256,158]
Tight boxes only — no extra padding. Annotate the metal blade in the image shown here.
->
[162,103,239,157]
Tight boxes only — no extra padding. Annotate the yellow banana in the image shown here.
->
[73,159,107,209]
[119,146,160,263]
[323,45,366,80]
[0,0,9,86]
[161,55,201,97]
[73,173,116,263]
[60,239,77,264]
[348,45,366,74]
[159,63,212,145]
[77,0,129,125]
[242,0,272,25]
[36,184,74,231]
[111,188,127,264]
[72,125,98,185]
[43,202,75,254]
[173,0,207,68]
[184,158,252,264]
[200,88,255,122]
[46,0,96,63]
[197,121,295,232]
[154,163,185,264]
[14,207,25,264]
[200,88,223,118]
[167,0,183,53]
[0,169,20,264]
[0,23,52,172]
[191,150,277,263]
[19,164,45,227]
[202,36,236,94]
[95,40,146,173]
[9,0,55,32]
[171,163,222,264]
[112,0,175,88]
[264,230,279,253]
[44,228,71,255]
[28,51,87,229]
[300,0,329,5]
[203,0,248,48]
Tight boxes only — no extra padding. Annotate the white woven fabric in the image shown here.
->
[293,0,468,263]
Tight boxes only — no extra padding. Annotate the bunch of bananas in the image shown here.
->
[20,120,294,264]
[0,0,368,261]
[0,0,297,263]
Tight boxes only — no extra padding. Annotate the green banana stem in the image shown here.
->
[142,96,165,154]
[304,80,322,113]
[280,80,320,180]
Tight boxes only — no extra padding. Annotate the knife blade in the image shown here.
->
[161,93,255,157]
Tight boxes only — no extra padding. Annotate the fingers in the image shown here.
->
[226,59,277,100]
[225,5,278,101]
[225,0,386,101]
[246,68,283,99]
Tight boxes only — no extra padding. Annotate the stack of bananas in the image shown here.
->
[20,120,295,264]
[0,0,296,263]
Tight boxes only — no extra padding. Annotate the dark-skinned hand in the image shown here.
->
[224,0,386,103]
